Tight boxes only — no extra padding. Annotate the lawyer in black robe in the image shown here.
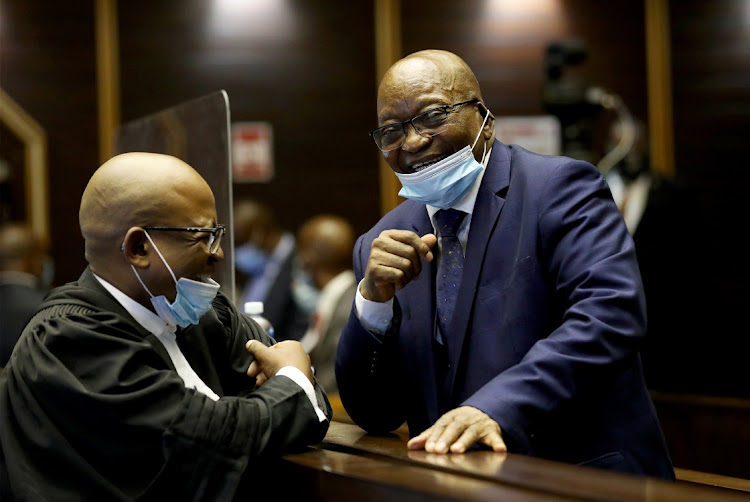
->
[0,267,331,501]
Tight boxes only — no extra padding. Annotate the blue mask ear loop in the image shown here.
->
[129,230,179,299]
[471,106,491,164]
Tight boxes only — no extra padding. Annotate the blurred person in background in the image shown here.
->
[0,222,51,368]
[296,214,357,395]
[233,198,311,341]
[603,121,702,394]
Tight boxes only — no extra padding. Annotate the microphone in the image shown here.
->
[586,86,637,176]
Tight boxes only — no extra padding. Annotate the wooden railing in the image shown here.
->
[254,421,750,502]
[652,391,750,480]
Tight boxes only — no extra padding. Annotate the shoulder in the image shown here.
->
[209,290,244,331]
[209,290,273,345]
[24,272,150,344]
[495,145,605,208]
[505,144,598,179]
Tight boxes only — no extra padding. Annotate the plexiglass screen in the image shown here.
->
[113,90,235,301]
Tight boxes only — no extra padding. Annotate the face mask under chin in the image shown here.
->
[394,107,491,208]
[129,231,220,327]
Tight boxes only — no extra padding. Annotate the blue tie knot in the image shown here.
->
[436,209,466,238]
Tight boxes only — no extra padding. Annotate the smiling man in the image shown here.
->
[0,152,331,501]
[335,50,674,479]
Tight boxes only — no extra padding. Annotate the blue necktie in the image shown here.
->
[435,209,467,341]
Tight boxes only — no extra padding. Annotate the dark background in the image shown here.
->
[1,1,748,399]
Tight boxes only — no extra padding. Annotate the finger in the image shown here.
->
[361,262,408,302]
[420,233,437,262]
[247,360,259,378]
[255,372,268,387]
[368,260,414,290]
[372,239,423,280]
[388,229,435,260]
[429,421,466,454]
[245,339,265,355]
[485,432,507,453]
[449,419,506,454]
[377,230,433,272]
[448,423,481,453]
[406,428,433,450]
[424,420,450,454]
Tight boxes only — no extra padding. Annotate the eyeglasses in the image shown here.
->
[143,224,226,255]
[369,99,479,152]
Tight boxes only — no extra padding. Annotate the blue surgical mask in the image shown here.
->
[291,268,320,315]
[234,243,269,277]
[130,231,220,328]
[394,107,490,209]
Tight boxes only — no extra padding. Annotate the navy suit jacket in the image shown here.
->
[336,141,674,479]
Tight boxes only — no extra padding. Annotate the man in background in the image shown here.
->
[296,214,357,395]
[0,222,50,368]
[603,121,702,394]
[233,198,312,341]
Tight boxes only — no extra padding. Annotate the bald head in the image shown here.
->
[80,152,215,268]
[297,215,355,289]
[378,50,484,111]
[375,50,494,173]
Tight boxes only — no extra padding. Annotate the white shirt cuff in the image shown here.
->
[354,279,394,335]
[276,366,327,422]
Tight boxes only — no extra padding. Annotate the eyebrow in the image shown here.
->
[378,97,452,124]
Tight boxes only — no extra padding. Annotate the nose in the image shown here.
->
[211,244,225,263]
[401,123,430,152]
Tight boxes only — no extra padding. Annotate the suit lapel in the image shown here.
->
[444,142,511,401]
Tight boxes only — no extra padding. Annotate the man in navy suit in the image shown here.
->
[335,49,674,479]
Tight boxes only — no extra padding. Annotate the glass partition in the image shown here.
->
[113,90,235,301]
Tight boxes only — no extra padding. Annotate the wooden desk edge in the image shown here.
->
[675,468,750,493]
[320,421,750,499]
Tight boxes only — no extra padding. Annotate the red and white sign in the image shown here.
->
[232,122,274,182]
[495,115,561,156]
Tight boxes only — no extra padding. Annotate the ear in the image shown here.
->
[477,102,495,141]
[121,227,151,269]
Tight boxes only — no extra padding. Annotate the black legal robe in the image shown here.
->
[0,267,331,501]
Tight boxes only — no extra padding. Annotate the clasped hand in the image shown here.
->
[360,230,437,303]
[245,340,314,386]
[407,406,506,454]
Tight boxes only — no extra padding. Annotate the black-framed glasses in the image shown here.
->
[369,99,479,152]
[143,224,226,255]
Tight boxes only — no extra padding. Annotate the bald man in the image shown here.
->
[335,50,674,479]
[296,214,357,394]
[0,153,331,501]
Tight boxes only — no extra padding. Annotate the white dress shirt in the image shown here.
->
[94,274,326,421]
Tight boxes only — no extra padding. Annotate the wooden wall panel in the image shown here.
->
[117,0,380,239]
[400,0,647,146]
[670,0,750,397]
[0,0,748,403]
[0,122,26,221]
[0,0,98,284]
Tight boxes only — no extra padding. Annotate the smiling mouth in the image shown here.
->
[409,154,448,173]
